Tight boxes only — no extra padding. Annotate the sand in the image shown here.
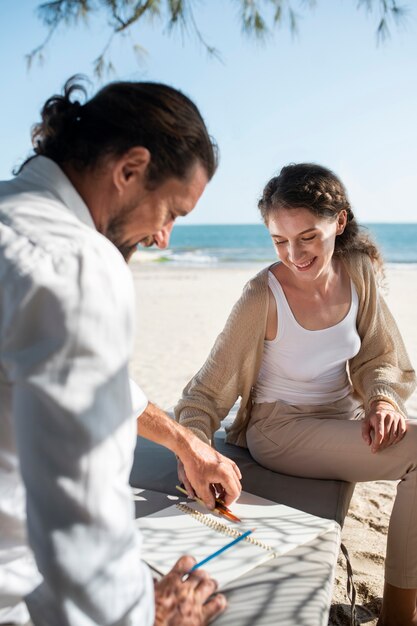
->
[129,259,417,625]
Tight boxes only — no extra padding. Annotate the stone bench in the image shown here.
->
[130,409,355,626]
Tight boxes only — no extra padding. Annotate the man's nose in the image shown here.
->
[153,222,174,249]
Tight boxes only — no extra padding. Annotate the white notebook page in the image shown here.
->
[136,490,336,588]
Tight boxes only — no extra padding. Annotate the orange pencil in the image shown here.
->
[175,485,242,523]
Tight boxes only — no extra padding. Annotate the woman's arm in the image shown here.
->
[348,253,416,416]
[265,286,278,341]
[174,270,270,445]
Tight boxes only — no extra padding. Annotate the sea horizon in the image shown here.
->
[133,223,417,268]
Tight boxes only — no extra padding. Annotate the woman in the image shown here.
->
[175,163,417,625]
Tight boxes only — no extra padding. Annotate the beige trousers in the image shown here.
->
[246,393,417,589]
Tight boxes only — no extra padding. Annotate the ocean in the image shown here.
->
[136,223,417,267]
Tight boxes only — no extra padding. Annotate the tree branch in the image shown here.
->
[29,0,410,77]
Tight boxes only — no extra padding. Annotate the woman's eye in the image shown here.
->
[301,235,316,242]
[274,240,286,246]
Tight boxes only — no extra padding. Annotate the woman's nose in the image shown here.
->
[288,242,303,263]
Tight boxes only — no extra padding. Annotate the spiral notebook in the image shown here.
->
[135,491,336,588]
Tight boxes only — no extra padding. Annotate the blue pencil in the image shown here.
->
[188,529,255,573]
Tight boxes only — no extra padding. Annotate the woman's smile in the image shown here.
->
[292,257,317,271]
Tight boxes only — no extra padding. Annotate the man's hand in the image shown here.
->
[177,433,242,509]
[362,400,407,453]
[136,402,242,510]
[154,556,226,626]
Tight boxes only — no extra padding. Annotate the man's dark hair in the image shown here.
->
[19,75,218,184]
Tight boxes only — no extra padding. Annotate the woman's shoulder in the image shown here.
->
[245,263,279,289]
[342,250,375,279]
[341,251,382,305]
[230,265,272,320]
[240,265,277,304]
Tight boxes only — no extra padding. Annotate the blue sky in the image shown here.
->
[1,1,416,224]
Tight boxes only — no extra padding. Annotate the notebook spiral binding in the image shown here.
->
[176,503,274,553]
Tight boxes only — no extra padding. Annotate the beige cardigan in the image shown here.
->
[175,253,416,447]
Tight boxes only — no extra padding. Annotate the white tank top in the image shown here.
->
[253,271,361,405]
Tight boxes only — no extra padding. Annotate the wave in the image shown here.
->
[131,246,417,268]
[132,248,219,265]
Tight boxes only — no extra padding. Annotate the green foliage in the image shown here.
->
[28,0,409,77]
[357,0,409,43]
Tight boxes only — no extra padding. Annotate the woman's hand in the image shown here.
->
[362,400,407,453]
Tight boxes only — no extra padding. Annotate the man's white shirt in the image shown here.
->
[0,157,153,625]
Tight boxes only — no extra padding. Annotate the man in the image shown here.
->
[0,77,241,626]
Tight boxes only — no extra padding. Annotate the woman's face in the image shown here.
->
[267,206,346,281]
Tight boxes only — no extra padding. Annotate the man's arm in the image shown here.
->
[3,247,154,626]
[137,402,242,508]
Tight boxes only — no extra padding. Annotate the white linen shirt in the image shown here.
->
[0,156,153,625]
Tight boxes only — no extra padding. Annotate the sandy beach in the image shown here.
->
[129,259,417,625]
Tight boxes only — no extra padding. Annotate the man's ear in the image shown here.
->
[113,146,151,193]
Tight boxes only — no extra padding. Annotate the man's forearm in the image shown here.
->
[137,402,196,459]
[137,402,242,508]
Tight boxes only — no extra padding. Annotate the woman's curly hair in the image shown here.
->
[258,163,384,274]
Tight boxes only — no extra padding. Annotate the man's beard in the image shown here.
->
[105,205,156,262]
